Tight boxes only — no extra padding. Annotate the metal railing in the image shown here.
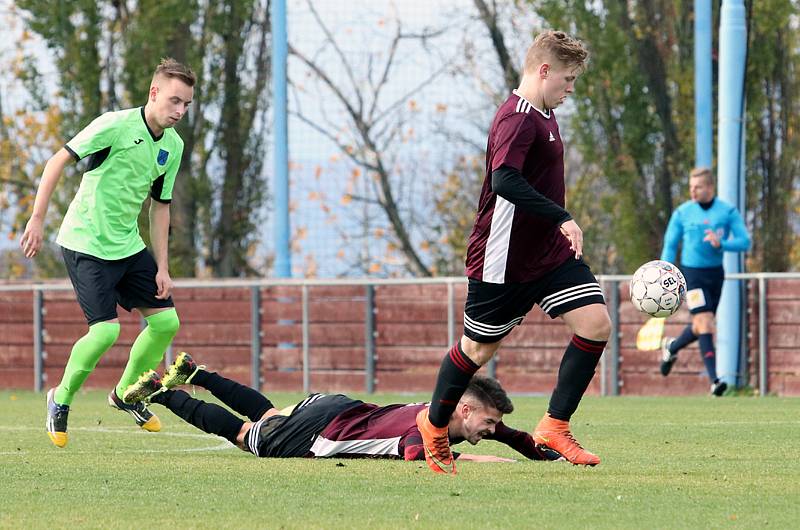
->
[2,272,798,396]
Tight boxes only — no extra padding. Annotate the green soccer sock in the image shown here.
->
[115,308,180,397]
[54,321,121,405]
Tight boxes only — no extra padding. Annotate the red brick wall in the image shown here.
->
[1,279,798,395]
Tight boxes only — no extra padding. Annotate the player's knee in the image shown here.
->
[236,422,253,451]
[460,336,499,366]
[574,308,611,341]
[593,311,612,341]
[692,313,714,334]
[88,321,121,349]
[145,308,180,337]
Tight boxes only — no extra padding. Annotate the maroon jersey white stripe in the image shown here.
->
[310,403,426,459]
[465,91,573,283]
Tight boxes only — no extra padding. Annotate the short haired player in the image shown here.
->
[20,58,196,448]
[416,31,611,474]
[122,353,563,463]
[659,167,751,395]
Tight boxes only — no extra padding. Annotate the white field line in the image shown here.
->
[0,425,236,455]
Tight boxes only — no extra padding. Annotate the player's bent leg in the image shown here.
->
[419,337,497,475]
[538,305,607,466]
[47,321,119,447]
[161,352,277,421]
[149,389,244,446]
[115,308,180,397]
[692,311,722,390]
[54,321,121,405]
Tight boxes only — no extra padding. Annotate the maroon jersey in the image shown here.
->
[465,91,573,283]
[310,403,427,460]
[308,401,549,462]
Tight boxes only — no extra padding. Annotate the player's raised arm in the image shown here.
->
[20,148,74,258]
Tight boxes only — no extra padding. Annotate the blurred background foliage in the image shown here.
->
[0,0,796,279]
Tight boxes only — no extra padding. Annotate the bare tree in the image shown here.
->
[289,1,455,276]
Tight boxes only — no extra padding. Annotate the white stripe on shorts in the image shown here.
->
[463,312,524,338]
[540,283,604,314]
[248,419,265,455]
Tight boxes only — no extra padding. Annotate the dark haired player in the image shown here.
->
[20,58,196,448]
[416,31,611,474]
[123,353,562,463]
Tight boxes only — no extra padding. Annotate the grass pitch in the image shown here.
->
[1,389,798,529]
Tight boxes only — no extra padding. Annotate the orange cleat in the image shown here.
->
[415,408,456,475]
[533,414,600,466]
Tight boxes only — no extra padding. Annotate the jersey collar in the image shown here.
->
[512,90,551,119]
[140,107,164,142]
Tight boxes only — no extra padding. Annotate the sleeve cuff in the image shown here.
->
[64,145,80,162]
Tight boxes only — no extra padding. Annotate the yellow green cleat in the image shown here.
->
[161,352,204,389]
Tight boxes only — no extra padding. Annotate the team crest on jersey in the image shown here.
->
[157,149,169,165]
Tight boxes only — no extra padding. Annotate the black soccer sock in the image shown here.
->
[670,324,698,354]
[151,389,244,444]
[547,335,606,421]
[428,342,480,428]
[697,333,718,382]
[191,369,274,422]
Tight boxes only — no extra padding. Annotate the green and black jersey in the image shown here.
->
[57,107,184,260]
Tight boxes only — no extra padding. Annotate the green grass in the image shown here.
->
[1,390,798,529]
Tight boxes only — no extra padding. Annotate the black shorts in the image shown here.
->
[244,394,362,458]
[682,265,724,315]
[464,257,606,343]
[62,247,174,325]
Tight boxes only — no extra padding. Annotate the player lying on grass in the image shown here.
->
[123,353,563,462]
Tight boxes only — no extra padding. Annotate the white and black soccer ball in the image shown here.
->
[629,260,687,318]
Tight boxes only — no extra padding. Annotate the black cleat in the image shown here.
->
[711,379,728,397]
[46,388,69,448]
[108,389,161,432]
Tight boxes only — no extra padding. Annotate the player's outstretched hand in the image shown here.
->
[155,270,173,300]
[559,219,583,259]
[20,217,44,258]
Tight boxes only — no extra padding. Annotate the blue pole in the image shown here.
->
[694,0,713,167]
[272,0,291,277]
[716,0,747,387]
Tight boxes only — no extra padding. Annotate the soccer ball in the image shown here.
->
[629,260,687,318]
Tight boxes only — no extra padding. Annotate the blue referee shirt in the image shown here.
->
[660,197,751,268]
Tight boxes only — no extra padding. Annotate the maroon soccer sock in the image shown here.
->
[428,342,480,428]
[192,369,274,421]
[547,335,606,421]
[151,389,244,444]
